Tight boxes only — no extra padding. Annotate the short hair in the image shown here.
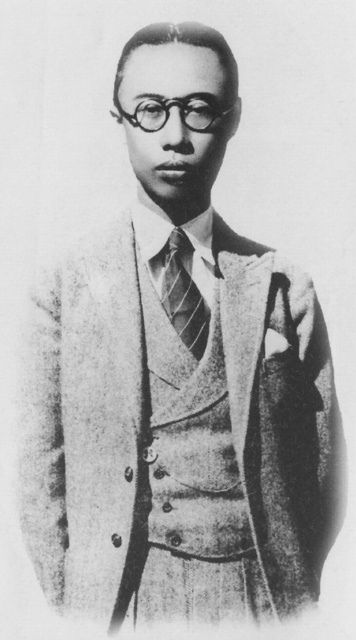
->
[113,22,239,111]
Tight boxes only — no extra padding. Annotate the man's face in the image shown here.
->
[117,43,240,211]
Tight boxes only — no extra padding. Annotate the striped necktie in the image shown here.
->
[161,227,210,360]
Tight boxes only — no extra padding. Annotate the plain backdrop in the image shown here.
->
[1,1,355,639]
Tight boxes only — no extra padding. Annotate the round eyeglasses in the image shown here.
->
[111,97,236,133]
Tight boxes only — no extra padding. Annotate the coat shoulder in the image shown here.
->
[213,212,315,313]
[272,252,313,291]
[61,209,133,268]
[31,210,134,302]
[212,212,273,257]
[271,252,316,326]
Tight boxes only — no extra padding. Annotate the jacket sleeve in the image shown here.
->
[17,261,67,610]
[294,271,346,559]
[269,259,347,566]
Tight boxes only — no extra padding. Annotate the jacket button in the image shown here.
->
[111,533,122,548]
[170,534,182,547]
[124,466,133,482]
[153,468,166,480]
[162,502,173,513]
[142,446,158,464]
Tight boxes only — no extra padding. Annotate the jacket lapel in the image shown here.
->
[62,210,153,626]
[218,249,275,463]
[82,210,148,433]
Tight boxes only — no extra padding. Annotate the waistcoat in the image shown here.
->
[137,249,255,561]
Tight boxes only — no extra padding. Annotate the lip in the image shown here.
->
[155,162,193,171]
[157,169,188,178]
[155,162,193,182]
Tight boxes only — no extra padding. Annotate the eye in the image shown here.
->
[137,100,164,118]
[184,99,217,129]
[185,99,215,116]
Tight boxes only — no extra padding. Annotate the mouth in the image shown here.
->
[155,162,193,182]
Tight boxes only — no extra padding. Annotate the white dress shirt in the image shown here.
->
[131,189,217,309]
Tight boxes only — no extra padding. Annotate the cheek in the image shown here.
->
[195,129,226,155]
[194,134,228,171]
[124,129,157,170]
[126,135,143,167]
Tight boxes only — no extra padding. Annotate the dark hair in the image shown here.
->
[113,22,239,111]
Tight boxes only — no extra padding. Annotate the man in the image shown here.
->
[19,22,345,634]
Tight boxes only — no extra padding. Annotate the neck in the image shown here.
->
[138,184,211,226]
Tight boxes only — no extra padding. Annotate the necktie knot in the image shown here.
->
[168,227,194,255]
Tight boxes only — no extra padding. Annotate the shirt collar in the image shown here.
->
[131,186,215,266]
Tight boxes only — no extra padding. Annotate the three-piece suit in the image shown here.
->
[18,207,345,633]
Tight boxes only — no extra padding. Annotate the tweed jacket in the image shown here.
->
[18,209,345,631]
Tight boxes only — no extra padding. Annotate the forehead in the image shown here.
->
[119,42,228,102]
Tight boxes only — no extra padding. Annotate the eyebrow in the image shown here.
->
[133,92,219,104]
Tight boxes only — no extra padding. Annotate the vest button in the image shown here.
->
[111,533,122,548]
[153,468,165,480]
[124,466,133,482]
[170,534,182,547]
[142,446,158,464]
[162,502,173,513]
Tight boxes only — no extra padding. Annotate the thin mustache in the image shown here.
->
[155,161,193,170]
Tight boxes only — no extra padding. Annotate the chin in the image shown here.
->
[144,180,197,205]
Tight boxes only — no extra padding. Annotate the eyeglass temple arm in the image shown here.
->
[220,102,238,117]
[109,102,139,126]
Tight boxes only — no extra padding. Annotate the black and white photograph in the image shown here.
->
[1,1,355,639]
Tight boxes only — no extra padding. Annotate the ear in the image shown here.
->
[109,109,123,125]
[226,97,241,140]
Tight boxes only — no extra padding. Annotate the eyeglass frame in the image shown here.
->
[110,96,237,133]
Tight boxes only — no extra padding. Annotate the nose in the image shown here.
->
[160,106,191,151]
